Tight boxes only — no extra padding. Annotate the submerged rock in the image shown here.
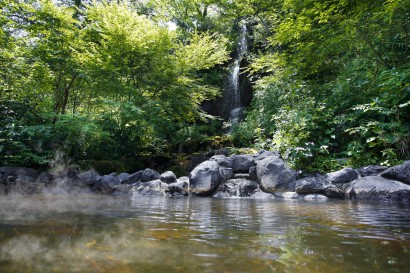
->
[189,161,222,196]
[256,156,297,192]
[165,179,189,197]
[346,176,410,203]
[304,194,329,201]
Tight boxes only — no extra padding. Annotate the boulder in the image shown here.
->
[229,155,255,173]
[323,184,345,199]
[165,180,189,197]
[357,165,388,177]
[131,180,166,197]
[325,168,359,185]
[189,161,222,196]
[381,161,410,185]
[212,179,259,198]
[253,150,278,161]
[249,166,257,180]
[210,155,232,168]
[248,190,275,200]
[346,176,410,203]
[117,173,130,184]
[127,170,143,184]
[219,167,234,181]
[93,174,120,194]
[295,175,328,194]
[160,171,177,184]
[140,168,161,182]
[78,169,101,187]
[256,156,297,192]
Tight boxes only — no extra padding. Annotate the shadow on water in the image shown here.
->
[0,195,409,273]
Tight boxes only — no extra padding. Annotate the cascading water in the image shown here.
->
[227,22,248,122]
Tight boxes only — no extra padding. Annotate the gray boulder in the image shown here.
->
[229,155,255,173]
[140,168,161,182]
[325,168,359,185]
[94,174,120,194]
[210,155,232,168]
[381,161,410,185]
[212,179,259,198]
[131,180,166,197]
[323,184,344,199]
[249,190,275,200]
[189,160,222,196]
[117,173,130,184]
[253,150,278,161]
[127,170,143,184]
[165,180,189,197]
[78,169,101,187]
[219,167,234,181]
[160,171,177,184]
[249,166,257,180]
[256,156,297,192]
[295,175,328,194]
[357,165,388,177]
[346,176,410,203]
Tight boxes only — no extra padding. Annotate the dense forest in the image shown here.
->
[1,0,409,174]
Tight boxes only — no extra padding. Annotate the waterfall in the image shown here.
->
[227,22,248,122]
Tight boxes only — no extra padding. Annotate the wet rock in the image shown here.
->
[213,179,259,198]
[140,168,161,182]
[346,176,410,203]
[248,190,275,200]
[131,180,166,197]
[295,175,328,194]
[381,161,410,185]
[249,166,257,180]
[229,155,255,173]
[160,171,177,184]
[357,165,388,177]
[253,150,278,161]
[165,180,189,197]
[323,184,345,199]
[304,194,329,201]
[325,168,359,185]
[281,192,299,199]
[210,155,232,168]
[117,173,130,184]
[127,170,143,184]
[189,161,222,196]
[78,169,101,187]
[219,167,234,181]
[256,156,297,192]
[94,174,120,194]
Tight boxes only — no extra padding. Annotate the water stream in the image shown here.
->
[0,194,409,273]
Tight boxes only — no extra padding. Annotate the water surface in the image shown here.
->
[0,194,409,273]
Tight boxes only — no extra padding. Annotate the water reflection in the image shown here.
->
[0,195,409,273]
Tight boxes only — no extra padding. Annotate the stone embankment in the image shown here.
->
[1,150,410,204]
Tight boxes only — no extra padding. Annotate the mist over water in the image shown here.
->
[0,195,410,273]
